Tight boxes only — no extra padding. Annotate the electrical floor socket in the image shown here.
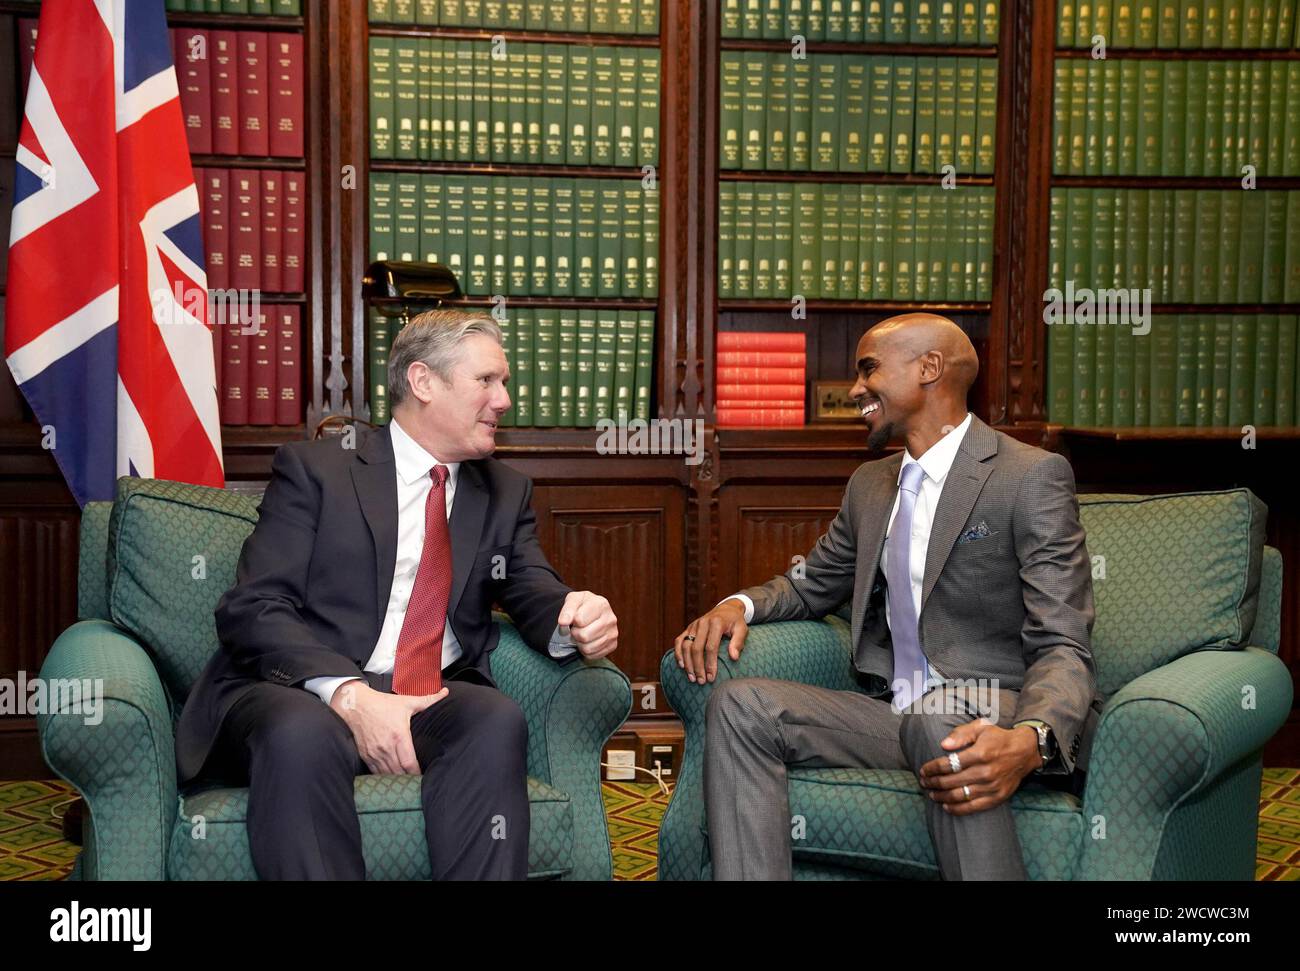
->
[606,750,636,781]
[650,744,675,778]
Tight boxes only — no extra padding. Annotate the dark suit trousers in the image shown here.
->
[194,661,530,880]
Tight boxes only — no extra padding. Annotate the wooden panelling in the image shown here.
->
[717,484,845,599]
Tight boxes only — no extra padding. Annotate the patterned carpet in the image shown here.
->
[2,772,1295,881]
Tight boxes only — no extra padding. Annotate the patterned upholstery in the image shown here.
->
[168,776,574,880]
[659,490,1290,881]
[42,478,632,881]
[1077,490,1268,698]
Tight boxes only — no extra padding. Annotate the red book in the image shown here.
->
[716,384,806,401]
[716,366,805,383]
[260,170,282,292]
[210,298,224,410]
[221,308,249,424]
[211,31,239,156]
[715,351,806,368]
[268,31,304,158]
[173,28,212,155]
[281,171,305,293]
[249,307,275,425]
[717,331,806,352]
[715,399,806,408]
[18,19,39,96]
[275,305,301,425]
[230,169,261,291]
[237,32,269,157]
[203,168,230,290]
[716,408,806,426]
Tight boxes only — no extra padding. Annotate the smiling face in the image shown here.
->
[402,333,512,462]
[848,325,926,451]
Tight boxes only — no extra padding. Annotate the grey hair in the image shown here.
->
[388,308,503,408]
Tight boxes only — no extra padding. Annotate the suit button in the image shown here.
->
[1070,735,1080,757]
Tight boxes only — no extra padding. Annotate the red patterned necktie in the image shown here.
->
[392,465,452,695]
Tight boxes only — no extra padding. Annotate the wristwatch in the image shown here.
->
[1015,719,1058,770]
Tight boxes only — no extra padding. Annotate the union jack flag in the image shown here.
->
[5,0,224,507]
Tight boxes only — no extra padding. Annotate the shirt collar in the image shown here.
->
[897,412,973,489]
[390,414,460,490]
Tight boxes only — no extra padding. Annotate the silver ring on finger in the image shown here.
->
[948,752,961,774]
[684,634,696,642]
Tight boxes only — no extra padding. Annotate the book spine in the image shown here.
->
[204,168,231,291]
[174,29,213,155]
[269,32,303,158]
[1276,314,1297,424]
[720,50,744,170]
[369,36,395,158]
[638,49,660,167]
[552,178,576,297]
[734,181,756,296]
[249,308,275,425]
[466,175,492,296]
[530,177,553,295]
[866,55,893,173]
[275,305,301,425]
[975,58,997,174]
[533,309,558,427]
[597,182,622,297]
[954,57,977,173]
[643,182,660,297]
[1229,313,1257,426]
[634,311,655,420]
[260,170,283,293]
[566,45,592,166]
[370,172,394,261]
[514,307,535,425]
[793,183,820,297]
[890,57,917,174]
[593,312,618,420]
[718,182,737,299]
[393,172,420,263]
[489,178,509,294]
[558,310,579,426]
[717,331,807,351]
[441,176,468,285]
[621,181,644,296]
[222,310,250,424]
[420,174,445,268]
[575,311,597,427]
[615,49,640,166]
[574,180,598,296]
[842,54,870,173]
[1254,313,1278,424]
[1212,314,1233,425]
[231,169,262,291]
[591,47,616,167]
[237,32,269,157]
[1150,313,1177,425]
[744,52,770,171]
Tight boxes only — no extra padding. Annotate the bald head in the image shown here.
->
[864,313,979,397]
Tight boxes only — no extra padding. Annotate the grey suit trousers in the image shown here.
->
[704,677,1027,880]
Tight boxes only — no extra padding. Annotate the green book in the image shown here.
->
[1254,313,1278,424]
[1100,58,1119,175]
[1083,60,1102,174]
[911,0,937,41]
[613,310,639,421]
[638,50,661,167]
[976,59,997,174]
[1247,60,1270,172]
[1066,188,1093,294]
[393,173,420,263]
[719,182,737,298]
[532,309,559,428]
[591,48,617,166]
[441,177,468,285]
[497,309,514,426]
[1113,317,1136,426]
[734,181,755,296]
[1150,314,1177,426]
[1175,313,1190,426]
[1048,239,1075,423]
[638,0,661,34]
[1049,184,1068,291]
[774,184,795,296]
[643,183,660,297]
[393,39,418,160]
[1156,0,1179,46]
[590,0,614,32]
[1092,188,1114,289]
[369,173,395,261]
[613,0,638,33]
[1229,314,1256,426]
[812,55,842,172]
[416,38,432,161]
[452,42,473,161]
[463,0,483,24]
[1181,60,1205,175]
[1211,315,1233,426]
[1126,187,1149,294]
[598,182,623,297]
[1287,64,1300,175]
[892,186,915,300]
[1068,59,1088,173]
[741,52,768,171]
[1221,60,1243,175]
[936,57,958,171]
[959,0,981,44]
[503,47,525,163]
[530,178,553,294]
[368,309,393,425]
[369,37,395,158]
[828,0,849,39]
[465,176,492,295]
[634,311,655,421]
[547,0,569,31]
[489,180,509,294]
[1192,314,1214,426]
[621,182,644,296]
[425,40,445,162]
[1190,189,1218,302]
[1178,0,1202,46]
[819,183,843,298]
[567,45,592,166]
[808,0,828,39]
[867,56,893,173]
[1117,59,1139,173]
[1073,310,1097,424]
[789,57,814,170]
[789,0,811,36]
[419,174,445,267]
[848,0,868,39]
[1112,187,1128,288]
[793,184,821,297]
[1134,311,1152,425]
[1217,191,1242,303]
[858,184,877,299]
[912,189,931,299]
[508,178,531,293]
[556,313,577,426]
[575,311,598,427]
[1238,190,1265,302]
[1244,0,1265,46]
[1113,0,1135,45]
[891,57,918,173]
[552,178,576,296]
[981,0,999,42]
[615,50,640,165]
[842,55,870,173]
[1277,0,1296,47]
[1286,192,1300,302]
[542,45,568,165]
[1133,1,1158,46]
[946,191,966,298]
[913,57,937,174]
[1135,60,1162,175]
[1267,61,1287,173]
[440,0,462,25]
[1075,0,1093,45]
[722,0,743,37]
[955,57,977,172]
[841,182,862,296]
[864,0,886,40]
[1263,190,1288,302]
[742,0,764,37]
[1203,59,1225,175]
[1275,314,1296,424]
[1094,311,1113,425]
[514,308,535,426]
[767,53,792,170]
[523,44,544,163]
[874,186,895,300]
[1053,60,1071,173]
[753,181,776,298]
[1203,0,1224,45]
[936,0,959,42]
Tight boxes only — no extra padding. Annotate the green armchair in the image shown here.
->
[659,489,1294,880]
[38,478,631,881]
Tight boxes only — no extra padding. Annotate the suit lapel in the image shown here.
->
[448,460,488,616]
[919,416,998,613]
[352,424,398,639]
[851,452,903,651]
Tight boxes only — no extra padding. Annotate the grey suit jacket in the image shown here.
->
[739,415,1099,774]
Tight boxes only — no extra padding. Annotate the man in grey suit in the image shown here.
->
[675,313,1097,880]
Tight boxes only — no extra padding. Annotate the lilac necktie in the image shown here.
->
[886,461,929,709]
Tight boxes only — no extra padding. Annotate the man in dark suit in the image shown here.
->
[675,313,1096,880]
[177,308,619,880]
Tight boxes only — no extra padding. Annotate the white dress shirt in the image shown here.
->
[304,415,577,706]
[723,413,975,690]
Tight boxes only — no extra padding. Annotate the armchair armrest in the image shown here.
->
[489,616,631,881]
[37,620,178,881]
[657,616,859,881]
[1080,646,1292,880]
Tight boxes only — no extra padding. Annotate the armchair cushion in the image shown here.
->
[106,477,257,704]
[1077,490,1267,697]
